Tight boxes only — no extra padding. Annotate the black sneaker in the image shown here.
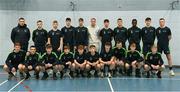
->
[42,72,49,80]
[35,74,40,79]
[157,71,162,78]
[25,72,31,80]
[146,71,150,78]
[135,69,141,78]
[35,72,40,79]
[53,72,57,80]
[20,72,24,79]
[127,69,132,76]
[8,72,14,80]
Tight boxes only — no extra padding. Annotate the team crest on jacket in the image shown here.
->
[36,32,39,35]
[150,56,153,60]
[24,30,27,32]
[52,32,55,35]
[145,30,147,34]
[13,55,16,58]
[65,29,67,32]
[158,30,161,34]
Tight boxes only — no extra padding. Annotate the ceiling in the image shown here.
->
[0,0,179,11]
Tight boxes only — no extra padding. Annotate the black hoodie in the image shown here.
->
[11,24,30,44]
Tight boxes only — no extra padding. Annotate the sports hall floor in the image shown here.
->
[0,67,180,92]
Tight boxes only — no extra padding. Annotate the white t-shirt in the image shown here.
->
[87,25,100,44]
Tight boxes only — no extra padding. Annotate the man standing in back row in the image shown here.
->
[61,18,76,52]
[156,18,175,76]
[11,17,30,52]
[88,18,101,52]
[32,20,48,55]
[127,19,141,52]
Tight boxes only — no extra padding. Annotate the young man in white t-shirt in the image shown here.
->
[87,18,101,52]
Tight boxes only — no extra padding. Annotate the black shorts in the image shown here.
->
[143,43,153,56]
[157,44,170,54]
[25,64,37,70]
[9,65,18,71]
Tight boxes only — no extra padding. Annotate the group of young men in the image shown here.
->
[3,17,175,80]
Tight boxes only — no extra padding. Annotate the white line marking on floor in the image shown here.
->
[8,79,25,92]
[0,80,8,86]
[107,78,114,92]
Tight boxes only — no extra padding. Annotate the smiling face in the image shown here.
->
[30,47,36,55]
[145,20,151,27]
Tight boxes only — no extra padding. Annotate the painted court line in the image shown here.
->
[0,80,8,86]
[107,78,114,92]
[8,79,25,92]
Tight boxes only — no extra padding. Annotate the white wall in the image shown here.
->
[0,10,180,65]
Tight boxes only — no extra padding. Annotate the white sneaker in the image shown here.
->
[169,70,175,76]
[108,72,112,78]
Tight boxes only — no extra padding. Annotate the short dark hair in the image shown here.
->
[104,19,109,23]
[91,18,96,21]
[19,17,25,21]
[14,43,21,47]
[66,18,71,21]
[78,45,84,50]
[116,40,123,44]
[130,42,136,48]
[46,44,52,49]
[53,20,58,24]
[64,45,70,50]
[145,17,151,21]
[159,18,165,21]
[89,45,96,48]
[30,45,36,49]
[37,20,43,23]
[117,18,122,21]
[79,18,84,22]
[105,42,111,46]
[132,19,137,22]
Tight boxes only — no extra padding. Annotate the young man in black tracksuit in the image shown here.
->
[61,18,75,52]
[74,45,87,77]
[86,45,100,77]
[141,17,156,57]
[74,18,89,51]
[3,43,26,80]
[125,43,143,77]
[99,19,114,53]
[112,40,126,75]
[32,20,48,55]
[99,42,115,78]
[144,45,164,78]
[127,19,142,52]
[58,45,74,78]
[11,18,30,52]
[48,20,63,57]
[156,18,174,76]
[24,46,41,79]
[40,44,59,80]
[113,18,128,48]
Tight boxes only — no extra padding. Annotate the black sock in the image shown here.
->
[169,67,172,70]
